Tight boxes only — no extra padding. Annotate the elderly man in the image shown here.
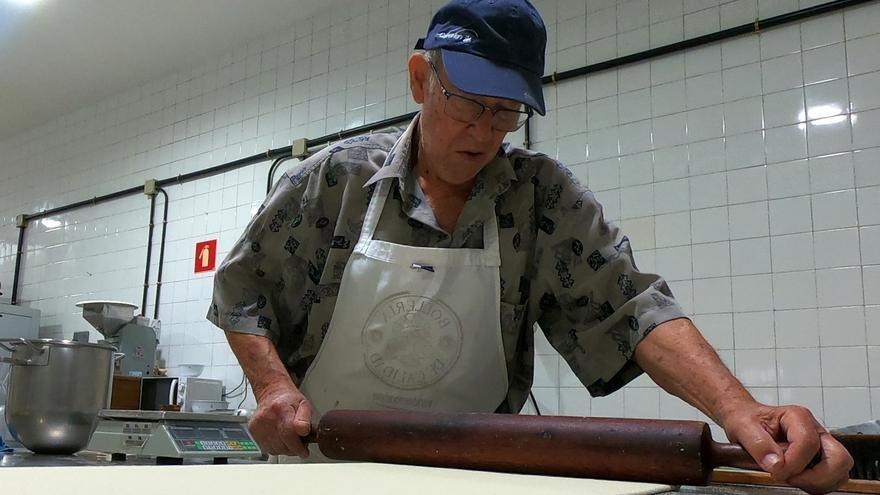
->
[208,0,852,492]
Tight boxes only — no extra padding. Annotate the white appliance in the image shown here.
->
[138,376,225,412]
[175,377,225,412]
[0,302,41,449]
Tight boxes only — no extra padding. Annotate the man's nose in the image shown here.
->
[467,110,495,142]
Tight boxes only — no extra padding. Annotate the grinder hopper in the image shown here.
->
[76,300,139,338]
[76,300,157,376]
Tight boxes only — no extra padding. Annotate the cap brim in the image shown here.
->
[441,49,546,116]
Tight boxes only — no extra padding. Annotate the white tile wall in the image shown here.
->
[1,0,879,427]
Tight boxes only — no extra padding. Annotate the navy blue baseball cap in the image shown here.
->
[415,0,547,116]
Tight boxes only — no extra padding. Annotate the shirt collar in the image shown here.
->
[363,114,419,190]
[364,113,519,204]
[476,146,518,202]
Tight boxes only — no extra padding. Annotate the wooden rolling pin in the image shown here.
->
[302,409,762,485]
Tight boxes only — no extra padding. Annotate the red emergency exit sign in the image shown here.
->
[195,240,217,273]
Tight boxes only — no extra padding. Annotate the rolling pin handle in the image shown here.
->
[302,429,319,445]
[710,440,819,473]
[711,441,762,471]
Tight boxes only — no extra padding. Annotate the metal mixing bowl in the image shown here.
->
[1,339,116,454]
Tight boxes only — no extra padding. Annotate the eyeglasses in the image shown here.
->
[428,62,531,132]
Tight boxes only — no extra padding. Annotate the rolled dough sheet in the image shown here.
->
[4,462,674,495]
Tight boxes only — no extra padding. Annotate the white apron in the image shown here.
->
[274,166,509,463]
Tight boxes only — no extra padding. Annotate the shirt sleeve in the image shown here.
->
[206,150,336,346]
[531,160,688,397]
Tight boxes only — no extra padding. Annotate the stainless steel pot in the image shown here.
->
[0,339,119,454]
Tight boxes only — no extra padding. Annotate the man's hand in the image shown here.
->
[723,403,853,495]
[249,382,313,457]
[634,319,852,494]
[222,332,314,458]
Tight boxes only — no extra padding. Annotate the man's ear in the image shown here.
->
[408,52,430,105]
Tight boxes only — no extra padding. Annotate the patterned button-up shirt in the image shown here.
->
[208,114,686,413]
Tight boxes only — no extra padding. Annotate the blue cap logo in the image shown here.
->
[435,28,478,44]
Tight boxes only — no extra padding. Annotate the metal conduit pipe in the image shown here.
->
[153,188,170,321]
[8,113,417,305]
[541,0,875,86]
[21,185,145,224]
[141,192,158,316]
[18,112,418,226]
[10,224,25,305]
[7,0,875,304]
[267,155,294,194]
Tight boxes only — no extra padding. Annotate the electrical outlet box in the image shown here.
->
[292,138,308,158]
[144,179,158,196]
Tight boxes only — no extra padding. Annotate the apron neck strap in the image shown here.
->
[359,178,393,241]
[359,179,501,262]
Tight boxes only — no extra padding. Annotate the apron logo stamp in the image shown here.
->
[362,294,463,390]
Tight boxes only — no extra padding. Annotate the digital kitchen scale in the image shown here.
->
[87,410,263,464]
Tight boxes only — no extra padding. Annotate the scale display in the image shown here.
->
[167,421,259,453]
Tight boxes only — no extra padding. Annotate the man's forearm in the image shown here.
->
[634,318,756,427]
[225,331,298,401]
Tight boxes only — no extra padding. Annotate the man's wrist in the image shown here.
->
[714,393,762,430]
[251,373,298,403]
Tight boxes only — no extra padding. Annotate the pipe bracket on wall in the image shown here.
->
[14,215,27,229]
[144,179,159,196]
[291,138,309,159]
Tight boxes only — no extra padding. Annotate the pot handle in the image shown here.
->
[113,352,125,361]
[0,338,45,351]
[0,356,37,365]
[0,338,47,365]
[22,339,45,353]
[0,338,23,353]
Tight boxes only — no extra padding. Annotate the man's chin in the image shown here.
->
[436,167,484,187]
[454,151,494,167]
